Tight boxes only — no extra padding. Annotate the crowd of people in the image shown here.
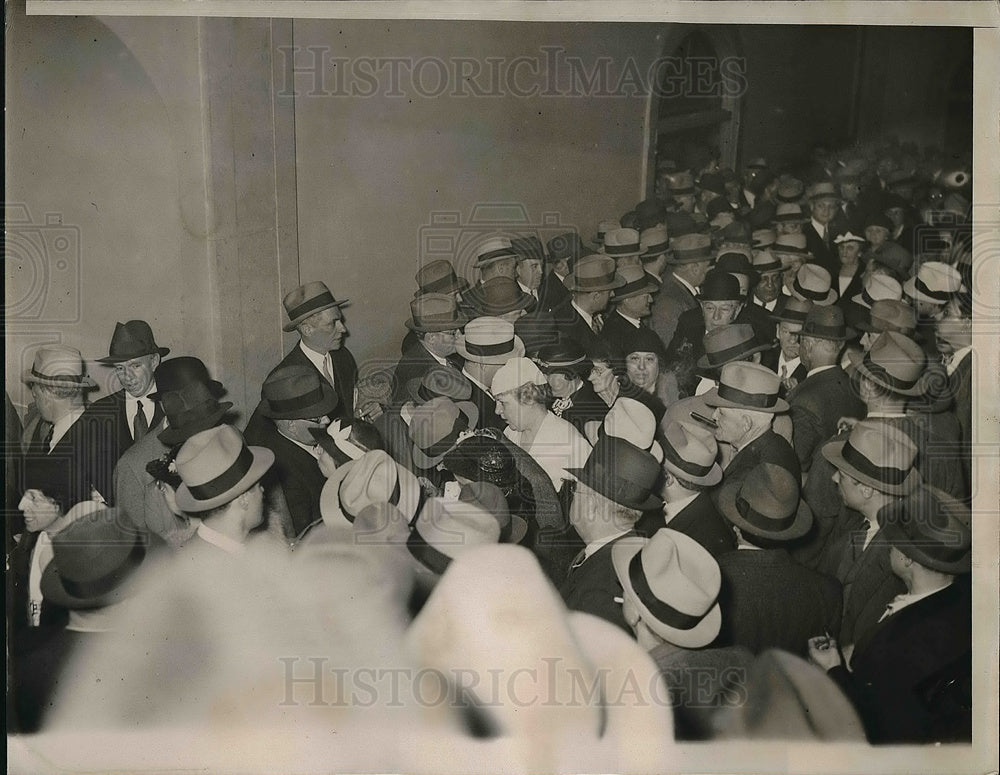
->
[6,140,977,766]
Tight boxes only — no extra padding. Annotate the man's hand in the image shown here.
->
[807,635,843,671]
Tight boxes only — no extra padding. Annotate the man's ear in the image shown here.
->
[859,482,876,501]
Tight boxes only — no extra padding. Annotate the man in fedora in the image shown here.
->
[809,486,971,743]
[771,233,813,297]
[787,305,865,472]
[464,276,537,322]
[391,293,467,406]
[600,264,660,358]
[703,361,800,499]
[714,462,842,657]
[540,232,584,313]
[692,323,774,398]
[635,420,733,558]
[710,251,775,342]
[638,225,671,280]
[552,254,625,353]
[243,365,339,536]
[804,182,845,276]
[749,249,785,314]
[559,435,664,633]
[113,357,234,549]
[89,320,169,457]
[20,345,112,506]
[936,311,972,493]
[400,259,470,355]
[600,227,645,270]
[511,234,546,302]
[174,425,275,553]
[648,233,712,349]
[455,317,523,432]
[761,296,811,396]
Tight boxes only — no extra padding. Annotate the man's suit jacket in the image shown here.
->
[787,366,865,471]
[636,491,736,559]
[715,548,843,657]
[243,421,326,536]
[84,389,165,463]
[600,310,646,358]
[950,351,972,495]
[556,381,609,436]
[834,268,865,316]
[760,348,808,397]
[829,578,972,744]
[42,410,119,507]
[558,538,631,634]
[390,343,461,406]
[881,414,965,501]
[551,298,603,354]
[463,374,506,432]
[539,271,571,313]
[649,271,699,350]
[712,429,801,513]
[804,222,840,278]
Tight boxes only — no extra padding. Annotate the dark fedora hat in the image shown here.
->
[404,293,468,333]
[510,235,547,263]
[157,381,234,446]
[564,255,626,293]
[149,357,225,401]
[565,435,664,511]
[769,295,813,324]
[41,503,146,610]
[96,320,170,364]
[699,270,743,302]
[414,259,470,297]
[546,232,586,270]
[465,277,537,317]
[406,366,473,404]
[258,365,339,420]
[611,264,660,303]
[879,485,971,573]
[534,338,592,379]
[697,323,774,370]
[799,304,855,342]
[282,281,349,333]
[718,462,812,541]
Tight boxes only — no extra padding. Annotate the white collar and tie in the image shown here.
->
[125,391,155,440]
[299,341,336,388]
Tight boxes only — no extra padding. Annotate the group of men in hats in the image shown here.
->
[6,137,978,752]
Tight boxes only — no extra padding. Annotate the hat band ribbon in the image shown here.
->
[736,494,796,533]
[642,240,669,256]
[754,260,782,273]
[266,385,327,414]
[575,272,617,290]
[793,278,827,301]
[802,323,846,339]
[420,414,470,461]
[414,310,460,328]
[539,355,586,370]
[61,538,146,601]
[861,356,922,392]
[342,478,400,524]
[422,273,462,293]
[775,197,801,206]
[604,241,641,256]
[716,382,778,409]
[774,244,808,255]
[614,278,653,298]
[663,439,714,480]
[775,309,808,324]
[914,277,951,302]
[165,399,224,429]
[187,445,255,501]
[628,552,705,631]
[406,528,452,575]
[704,338,758,367]
[417,382,450,403]
[672,247,710,260]
[31,367,85,384]
[478,248,516,263]
[287,291,337,322]
[465,339,515,357]
[841,439,909,486]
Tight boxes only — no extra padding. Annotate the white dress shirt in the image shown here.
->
[196,522,245,555]
[878,581,953,623]
[299,341,336,387]
[125,389,156,439]
[48,407,85,451]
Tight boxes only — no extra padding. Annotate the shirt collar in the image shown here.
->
[672,272,698,298]
[422,343,449,367]
[461,368,493,397]
[806,364,837,378]
[664,492,698,521]
[616,310,642,328]
[49,407,86,450]
[811,217,827,236]
[197,522,245,555]
[583,529,630,561]
[571,301,594,328]
[298,340,329,373]
[946,345,973,376]
[880,581,953,622]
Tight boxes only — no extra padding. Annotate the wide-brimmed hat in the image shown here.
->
[40,503,146,610]
[807,181,840,202]
[258,365,339,420]
[547,232,586,269]
[821,420,918,496]
[879,485,971,573]
[665,170,696,195]
[510,235,546,263]
[408,396,479,469]
[850,331,927,397]
[667,233,713,264]
[455,316,524,365]
[96,320,170,364]
[533,339,591,378]
[21,345,98,390]
[465,277,537,317]
[857,299,917,335]
[791,265,837,306]
[308,418,371,467]
[611,264,660,302]
[405,366,473,404]
[705,197,733,223]
[718,462,812,541]
[612,528,722,647]
[414,259,470,296]
[174,425,275,512]
[565,255,626,293]
[320,449,421,530]
[751,249,782,275]
[601,227,643,258]
[660,420,722,487]
[404,292,468,333]
[799,304,855,341]
[591,218,621,246]
[157,380,235,446]
[699,270,742,302]
[490,356,548,396]
[775,176,805,203]
[598,397,663,462]
[703,361,789,414]
[903,261,965,305]
[834,230,866,245]
[282,281,349,332]
[771,233,811,258]
[751,228,777,250]
[473,237,519,269]
[149,357,224,401]
[565,435,663,511]
[406,494,501,575]
[851,274,903,309]
[697,323,774,370]
[635,198,667,231]
[865,212,892,232]
[772,202,808,224]
[770,295,812,324]
[639,225,670,259]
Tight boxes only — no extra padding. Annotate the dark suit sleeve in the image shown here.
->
[789,401,824,471]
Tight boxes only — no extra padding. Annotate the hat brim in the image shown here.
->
[702,386,789,414]
[562,465,664,512]
[717,474,813,541]
[611,534,722,648]
[404,313,469,333]
[282,299,350,332]
[411,401,480,470]
[696,340,776,371]
[96,346,171,365]
[848,354,926,397]
[881,520,971,574]
[792,289,839,307]
[174,446,275,512]
[157,402,234,446]
[258,381,340,420]
[902,277,952,306]
[405,375,471,404]
[664,252,712,265]
[21,370,99,389]
[820,438,919,497]
[40,535,146,610]
[611,278,661,302]
[456,336,525,365]
[414,278,470,297]
[662,456,722,487]
[564,274,627,293]
[148,379,225,403]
